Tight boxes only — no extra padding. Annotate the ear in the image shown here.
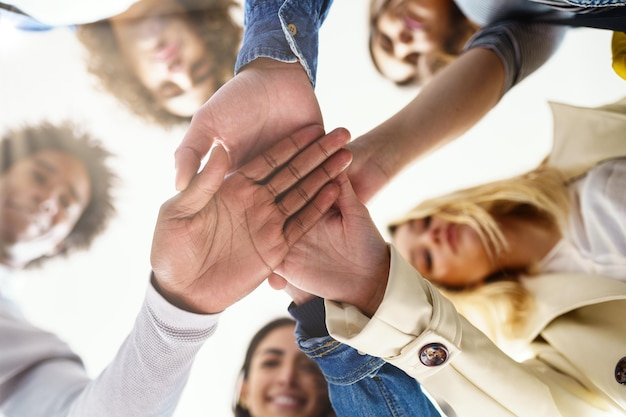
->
[238,379,249,410]
[233,372,248,411]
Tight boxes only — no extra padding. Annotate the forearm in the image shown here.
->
[2,284,218,417]
[68,290,216,417]
[348,48,504,203]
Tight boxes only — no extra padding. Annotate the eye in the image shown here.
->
[411,216,431,233]
[190,58,213,84]
[59,194,71,209]
[377,32,393,53]
[423,249,433,273]
[32,169,47,185]
[260,359,280,369]
[299,360,320,374]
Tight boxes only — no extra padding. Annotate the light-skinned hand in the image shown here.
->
[272,173,391,317]
[152,126,352,314]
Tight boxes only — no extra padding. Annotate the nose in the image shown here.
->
[415,221,442,247]
[398,27,413,44]
[277,362,298,387]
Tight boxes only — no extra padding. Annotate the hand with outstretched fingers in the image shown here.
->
[272,173,391,317]
[174,59,322,191]
[151,125,352,314]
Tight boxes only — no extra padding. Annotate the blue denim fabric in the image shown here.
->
[296,330,441,417]
[235,0,333,86]
[562,0,625,6]
[0,7,57,31]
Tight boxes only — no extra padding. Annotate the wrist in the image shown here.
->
[151,272,219,315]
[358,245,391,317]
[333,245,390,318]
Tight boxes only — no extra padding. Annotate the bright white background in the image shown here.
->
[0,1,624,416]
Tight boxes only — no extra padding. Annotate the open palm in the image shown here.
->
[152,127,352,314]
[276,174,390,316]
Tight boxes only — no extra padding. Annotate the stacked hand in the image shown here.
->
[168,58,392,316]
[273,173,391,317]
[174,59,323,191]
[151,126,352,314]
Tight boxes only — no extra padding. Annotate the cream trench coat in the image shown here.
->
[325,98,626,417]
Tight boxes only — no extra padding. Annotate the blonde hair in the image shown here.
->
[390,165,570,340]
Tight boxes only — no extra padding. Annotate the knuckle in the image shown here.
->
[262,151,280,170]
[288,163,303,180]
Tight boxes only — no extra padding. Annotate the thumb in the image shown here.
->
[333,172,363,214]
[175,144,230,215]
[267,273,288,290]
[175,121,223,191]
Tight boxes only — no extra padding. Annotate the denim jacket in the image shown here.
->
[235,0,567,94]
[289,298,442,417]
[235,0,333,86]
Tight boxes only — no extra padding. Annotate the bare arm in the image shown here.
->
[348,48,505,202]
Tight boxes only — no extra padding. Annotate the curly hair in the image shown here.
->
[1,121,117,268]
[233,318,336,417]
[76,0,241,128]
[368,0,478,86]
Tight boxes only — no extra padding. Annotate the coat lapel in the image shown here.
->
[546,97,626,181]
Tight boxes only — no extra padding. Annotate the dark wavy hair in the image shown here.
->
[369,0,478,86]
[233,317,336,417]
[1,121,117,268]
[76,0,241,128]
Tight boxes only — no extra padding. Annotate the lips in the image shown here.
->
[269,393,305,409]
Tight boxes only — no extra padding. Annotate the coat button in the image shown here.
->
[616,357,626,385]
[419,343,449,367]
[287,23,297,35]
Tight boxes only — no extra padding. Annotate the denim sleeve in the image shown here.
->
[235,0,333,86]
[290,299,441,417]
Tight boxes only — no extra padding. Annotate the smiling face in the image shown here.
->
[371,0,462,83]
[393,215,494,288]
[240,324,329,417]
[0,150,91,268]
[110,0,216,117]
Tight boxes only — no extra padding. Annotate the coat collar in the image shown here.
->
[546,97,626,181]
[518,273,626,343]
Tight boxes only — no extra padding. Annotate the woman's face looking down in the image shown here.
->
[110,0,216,117]
[393,215,495,288]
[240,324,329,417]
[371,0,458,83]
